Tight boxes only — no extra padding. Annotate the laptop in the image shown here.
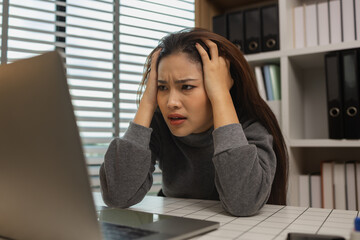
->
[0,51,219,240]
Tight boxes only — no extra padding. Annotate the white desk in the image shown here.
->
[93,192,359,240]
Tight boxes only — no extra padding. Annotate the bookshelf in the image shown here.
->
[195,0,360,206]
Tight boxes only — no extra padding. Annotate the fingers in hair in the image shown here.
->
[151,48,161,65]
[203,39,218,60]
[195,42,210,63]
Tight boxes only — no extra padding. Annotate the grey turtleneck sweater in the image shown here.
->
[100,111,277,216]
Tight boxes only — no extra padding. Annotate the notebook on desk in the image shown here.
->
[0,51,219,240]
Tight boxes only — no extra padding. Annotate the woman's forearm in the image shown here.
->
[134,49,161,128]
[210,90,239,129]
[212,123,276,216]
[100,123,155,208]
[133,100,157,128]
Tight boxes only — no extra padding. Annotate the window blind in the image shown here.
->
[0,0,194,194]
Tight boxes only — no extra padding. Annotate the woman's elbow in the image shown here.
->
[222,200,263,217]
[221,190,270,217]
[100,189,128,208]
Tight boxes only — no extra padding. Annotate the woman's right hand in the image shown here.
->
[141,48,161,107]
[133,48,161,127]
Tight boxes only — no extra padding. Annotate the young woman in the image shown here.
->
[100,28,288,216]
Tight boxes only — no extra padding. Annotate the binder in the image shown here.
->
[263,65,274,101]
[342,0,356,42]
[227,11,244,51]
[325,51,344,139]
[254,66,267,100]
[260,4,279,52]
[356,0,360,40]
[212,14,227,38]
[269,64,281,100]
[329,0,342,44]
[345,161,357,210]
[356,161,360,210]
[299,174,310,207]
[244,8,261,54]
[317,0,330,46]
[310,173,322,208]
[305,2,318,47]
[341,49,360,139]
[334,162,346,210]
[321,161,334,209]
[293,5,305,48]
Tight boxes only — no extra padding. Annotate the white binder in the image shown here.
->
[317,0,330,45]
[254,66,267,101]
[356,0,360,40]
[342,0,356,42]
[329,0,342,44]
[305,2,318,47]
[294,5,305,48]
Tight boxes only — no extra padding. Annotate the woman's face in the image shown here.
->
[157,52,213,137]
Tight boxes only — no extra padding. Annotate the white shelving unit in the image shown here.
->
[195,0,360,206]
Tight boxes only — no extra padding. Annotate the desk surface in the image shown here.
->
[93,192,359,240]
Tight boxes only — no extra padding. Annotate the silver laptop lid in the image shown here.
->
[0,51,102,240]
[0,51,220,240]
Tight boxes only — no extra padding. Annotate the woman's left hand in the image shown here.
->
[195,40,233,102]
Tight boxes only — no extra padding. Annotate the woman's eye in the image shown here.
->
[157,85,167,91]
[182,85,194,90]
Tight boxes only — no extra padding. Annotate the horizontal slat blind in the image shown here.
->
[0,1,3,61]
[6,0,56,60]
[65,0,114,187]
[0,0,194,194]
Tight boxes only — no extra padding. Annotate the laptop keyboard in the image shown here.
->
[100,222,158,240]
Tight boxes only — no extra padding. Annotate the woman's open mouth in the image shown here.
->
[168,114,187,126]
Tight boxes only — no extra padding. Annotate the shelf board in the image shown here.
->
[290,139,360,148]
[245,50,282,65]
[244,40,360,67]
[287,41,360,58]
[284,41,360,69]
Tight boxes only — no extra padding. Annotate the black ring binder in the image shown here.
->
[261,4,279,52]
[325,51,344,139]
[341,49,360,139]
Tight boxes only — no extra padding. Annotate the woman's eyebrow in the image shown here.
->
[175,79,199,84]
[157,79,199,84]
[157,80,167,84]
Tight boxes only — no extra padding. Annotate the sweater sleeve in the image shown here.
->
[212,122,276,217]
[99,122,156,208]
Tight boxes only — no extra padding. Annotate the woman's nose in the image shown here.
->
[167,90,181,109]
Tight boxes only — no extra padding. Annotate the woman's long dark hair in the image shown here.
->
[138,28,288,205]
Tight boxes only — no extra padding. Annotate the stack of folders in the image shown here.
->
[212,4,279,54]
[254,64,281,101]
[254,64,281,125]
[325,48,360,139]
[294,0,360,48]
[299,161,360,211]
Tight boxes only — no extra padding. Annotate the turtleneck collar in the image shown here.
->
[174,126,214,147]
